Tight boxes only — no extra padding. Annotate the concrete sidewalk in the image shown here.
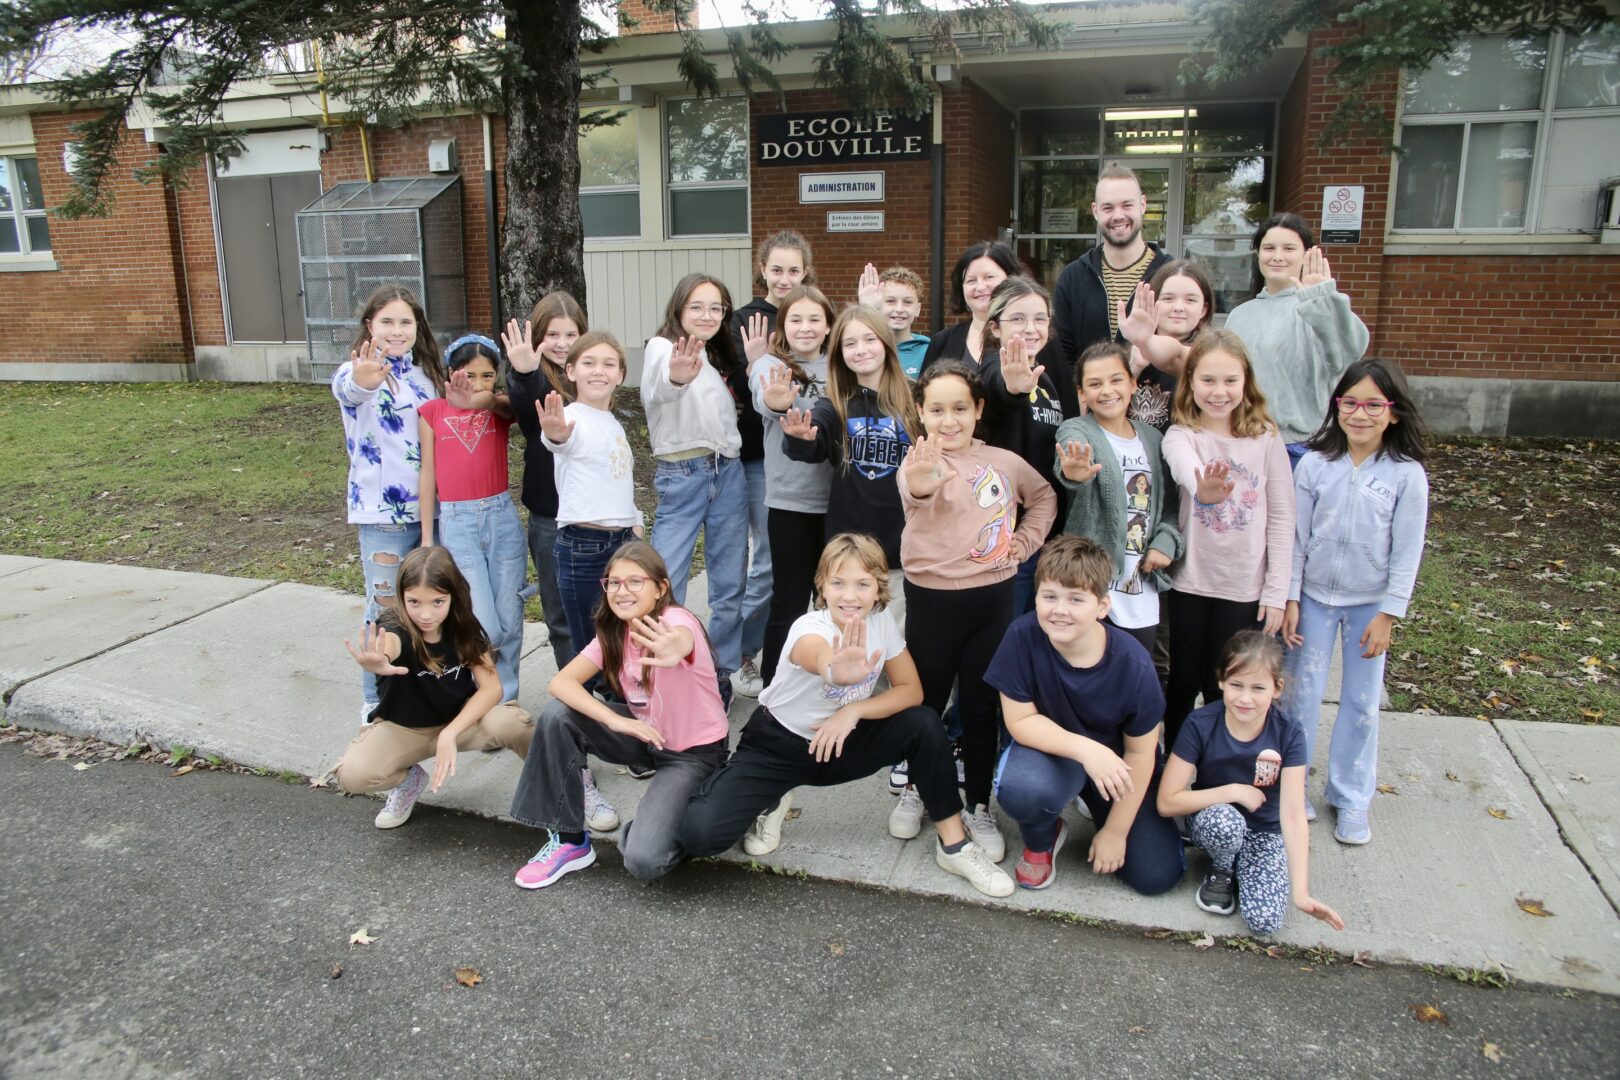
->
[4,553,1618,995]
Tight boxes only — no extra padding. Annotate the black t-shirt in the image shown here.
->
[984,616,1163,756]
[506,366,561,517]
[1170,702,1308,834]
[370,622,480,729]
[729,298,776,462]
[1128,363,1177,434]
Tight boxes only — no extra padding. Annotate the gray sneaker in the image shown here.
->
[582,768,620,833]
[888,786,926,839]
[963,802,1006,863]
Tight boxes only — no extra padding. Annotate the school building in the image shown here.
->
[0,2,1616,435]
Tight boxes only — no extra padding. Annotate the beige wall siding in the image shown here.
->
[583,241,753,376]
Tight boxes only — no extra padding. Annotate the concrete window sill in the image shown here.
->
[0,258,59,273]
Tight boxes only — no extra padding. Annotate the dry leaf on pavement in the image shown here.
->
[453,966,483,987]
[1514,896,1555,918]
[309,774,330,788]
[1126,1026,1148,1036]
[349,927,378,946]
[1445,771,1459,782]
[329,964,343,979]
[1570,773,1591,783]
[72,761,93,771]
[1143,928,1176,939]
[1410,1004,1449,1024]
[1561,955,1600,975]
[1264,945,1284,958]
[1376,783,1399,795]
[1482,1041,1504,1063]
[1191,932,1215,950]
[1487,806,1511,820]
[827,942,846,957]
[1352,950,1374,969]
[171,765,195,777]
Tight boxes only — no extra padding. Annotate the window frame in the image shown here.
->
[0,154,52,258]
[1393,28,1620,236]
[579,108,643,242]
[662,95,750,240]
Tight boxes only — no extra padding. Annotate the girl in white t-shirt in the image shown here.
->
[678,533,1014,897]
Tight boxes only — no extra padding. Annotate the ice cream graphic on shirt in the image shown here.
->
[1254,748,1282,787]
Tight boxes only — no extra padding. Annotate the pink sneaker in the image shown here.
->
[514,834,596,890]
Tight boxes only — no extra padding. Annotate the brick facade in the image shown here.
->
[941,78,1016,300]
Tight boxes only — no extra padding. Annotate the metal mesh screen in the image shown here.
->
[297,177,467,384]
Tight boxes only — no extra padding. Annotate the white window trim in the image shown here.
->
[579,186,643,241]
[0,154,52,260]
[663,95,750,241]
[1391,28,1620,238]
[579,107,644,242]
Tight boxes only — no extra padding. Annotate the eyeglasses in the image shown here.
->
[684,303,727,318]
[997,314,1051,330]
[600,575,652,594]
[1335,397,1393,417]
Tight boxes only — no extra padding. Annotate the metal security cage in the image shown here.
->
[297,176,468,384]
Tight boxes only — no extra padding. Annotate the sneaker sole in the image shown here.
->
[514,847,598,890]
[1334,829,1371,846]
[373,809,414,830]
[585,814,621,833]
[1195,894,1237,915]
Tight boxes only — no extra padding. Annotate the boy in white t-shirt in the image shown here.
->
[678,533,1013,897]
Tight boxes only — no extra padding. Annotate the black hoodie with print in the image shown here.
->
[782,386,912,566]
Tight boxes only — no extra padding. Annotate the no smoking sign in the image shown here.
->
[1321,184,1364,245]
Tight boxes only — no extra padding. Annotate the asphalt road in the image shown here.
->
[1,743,1614,1079]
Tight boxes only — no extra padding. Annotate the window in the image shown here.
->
[579,109,640,240]
[665,96,748,238]
[0,156,51,255]
[1395,27,1620,233]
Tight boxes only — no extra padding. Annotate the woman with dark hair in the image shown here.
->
[919,240,1022,374]
[1224,212,1369,466]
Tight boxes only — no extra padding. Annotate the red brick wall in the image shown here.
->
[0,111,193,366]
[943,78,1015,279]
[748,89,935,313]
[619,0,682,34]
[174,167,225,347]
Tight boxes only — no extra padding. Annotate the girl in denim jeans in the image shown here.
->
[418,336,526,708]
[640,273,751,708]
[331,285,447,725]
[1281,359,1429,845]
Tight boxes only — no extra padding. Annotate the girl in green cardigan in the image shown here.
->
[1053,342,1184,654]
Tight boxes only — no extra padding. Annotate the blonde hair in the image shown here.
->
[826,305,920,460]
[1172,329,1276,438]
[813,533,892,613]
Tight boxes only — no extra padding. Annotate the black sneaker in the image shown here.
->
[1196,868,1236,916]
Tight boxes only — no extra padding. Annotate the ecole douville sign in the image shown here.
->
[756,110,931,166]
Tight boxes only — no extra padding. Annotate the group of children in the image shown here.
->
[326,215,1430,935]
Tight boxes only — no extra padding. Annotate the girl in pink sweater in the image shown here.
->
[1161,329,1295,750]
[897,361,1057,864]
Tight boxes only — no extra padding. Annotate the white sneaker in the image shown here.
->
[374,764,427,829]
[743,793,793,856]
[360,702,377,728]
[582,768,620,833]
[889,785,926,839]
[963,802,1006,863]
[936,839,1015,897]
[731,658,764,698]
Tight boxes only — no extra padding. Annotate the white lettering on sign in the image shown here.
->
[799,171,886,204]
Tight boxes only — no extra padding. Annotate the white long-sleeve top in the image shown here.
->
[639,336,742,459]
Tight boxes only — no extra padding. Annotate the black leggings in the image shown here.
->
[760,508,825,684]
[904,577,1015,808]
[1164,589,1259,750]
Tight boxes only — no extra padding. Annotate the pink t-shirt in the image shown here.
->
[419,400,513,502]
[580,607,729,752]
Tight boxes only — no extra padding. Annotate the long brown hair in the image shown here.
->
[1171,329,1276,438]
[527,290,588,402]
[826,305,919,466]
[383,546,491,675]
[351,285,445,397]
[654,272,740,377]
[769,285,835,385]
[593,542,717,700]
[983,275,1052,349]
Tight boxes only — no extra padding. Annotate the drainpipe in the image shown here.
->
[312,41,375,182]
[483,113,502,339]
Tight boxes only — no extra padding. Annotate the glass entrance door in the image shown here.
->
[1102,157,1180,253]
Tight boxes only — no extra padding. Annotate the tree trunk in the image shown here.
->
[502,0,587,321]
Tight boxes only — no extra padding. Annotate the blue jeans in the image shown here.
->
[553,524,638,665]
[650,454,747,673]
[438,492,528,701]
[1286,441,1309,471]
[994,740,1184,896]
[1012,548,1041,616]
[741,456,771,660]
[1282,596,1386,813]
[526,515,575,670]
[357,521,422,706]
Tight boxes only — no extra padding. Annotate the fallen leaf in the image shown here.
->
[1352,950,1374,969]
[329,964,343,979]
[72,761,93,771]
[1377,783,1399,795]
[1515,896,1555,918]
[1410,1004,1449,1024]
[785,808,802,821]
[349,927,378,946]
[1126,1026,1148,1036]
[1561,955,1601,975]
[309,774,330,788]
[827,942,845,957]
[1191,932,1215,950]
[1497,660,1521,677]
[1298,966,1312,972]
[1578,709,1605,720]
[1570,773,1591,784]
[1445,771,1459,782]
[453,966,483,987]
[171,764,195,777]
[1143,928,1176,940]
[1264,945,1284,958]
[1482,1041,1503,1063]
[1487,806,1511,820]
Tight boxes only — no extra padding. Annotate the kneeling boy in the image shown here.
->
[987,535,1183,893]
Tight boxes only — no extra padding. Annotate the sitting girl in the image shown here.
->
[508,542,730,889]
[335,547,533,828]
[679,533,1014,898]
[1158,631,1344,935]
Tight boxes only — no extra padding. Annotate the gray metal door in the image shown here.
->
[217,172,320,342]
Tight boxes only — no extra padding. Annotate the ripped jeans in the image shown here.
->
[357,521,423,706]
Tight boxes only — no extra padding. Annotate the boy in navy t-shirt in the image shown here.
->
[986,535,1183,894]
